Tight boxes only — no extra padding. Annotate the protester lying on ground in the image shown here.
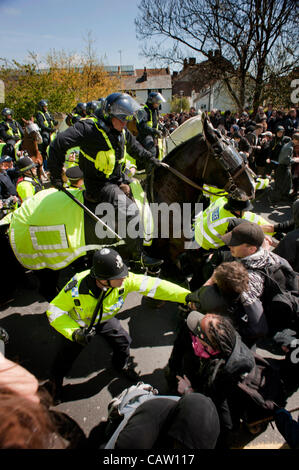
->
[87,382,220,450]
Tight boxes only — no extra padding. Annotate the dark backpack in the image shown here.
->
[257,264,299,335]
[235,354,286,424]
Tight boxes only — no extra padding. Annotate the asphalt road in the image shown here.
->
[0,190,297,451]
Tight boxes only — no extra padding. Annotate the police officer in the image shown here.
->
[0,156,19,216]
[45,248,190,403]
[136,92,166,159]
[48,92,164,267]
[193,195,273,252]
[65,166,84,188]
[0,108,24,160]
[36,99,57,154]
[15,156,44,202]
[70,102,87,125]
[86,100,101,120]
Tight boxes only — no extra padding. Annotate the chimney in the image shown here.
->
[189,58,196,66]
[214,50,221,57]
[208,50,213,59]
[165,66,170,75]
[172,71,178,78]
[143,67,147,81]
[183,58,188,69]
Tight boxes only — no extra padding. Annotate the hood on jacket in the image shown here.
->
[223,333,255,378]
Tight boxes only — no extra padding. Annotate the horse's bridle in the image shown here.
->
[201,142,248,199]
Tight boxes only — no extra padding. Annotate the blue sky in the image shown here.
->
[0,0,153,69]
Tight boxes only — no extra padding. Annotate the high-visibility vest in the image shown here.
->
[255,177,270,191]
[46,270,190,341]
[80,124,127,178]
[202,184,228,204]
[0,120,22,139]
[0,142,6,156]
[194,196,274,250]
[9,188,100,270]
[16,175,44,202]
[37,111,55,129]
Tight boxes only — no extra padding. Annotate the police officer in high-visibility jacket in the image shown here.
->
[194,196,273,251]
[45,248,190,403]
[136,92,166,160]
[15,156,44,203]
[36,99,57,158]
[48,92,165,268]
[0,108,24,160]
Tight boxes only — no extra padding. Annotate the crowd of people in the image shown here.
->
[0,93,299,450]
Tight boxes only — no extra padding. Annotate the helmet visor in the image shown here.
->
[110,95,141,122]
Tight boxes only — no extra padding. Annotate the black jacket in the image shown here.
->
[0,170,17,198]
[0,119,24,142]
[48,118,154,186]
[36,110,57,134]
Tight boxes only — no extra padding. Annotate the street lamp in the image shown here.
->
[179,90,184,113]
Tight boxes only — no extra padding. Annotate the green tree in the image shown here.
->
[171,95,190,113]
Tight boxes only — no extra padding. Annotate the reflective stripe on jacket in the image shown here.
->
[9,188,99,270]
[46,270,190,340]
[194,196,273,250]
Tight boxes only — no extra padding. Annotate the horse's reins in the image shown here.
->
[156,162,229,197]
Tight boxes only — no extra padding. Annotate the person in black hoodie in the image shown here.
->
[166,312,255,445]
[169,311,285,447]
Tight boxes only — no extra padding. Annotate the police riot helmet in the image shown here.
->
[147,92,166,106]
[86,100,100,115]
[16,156,37,173]
[90,248,128,280]
[1,107,13,118]
[75,102,87,116]
[38,99,48,110]
[103,93,141,122]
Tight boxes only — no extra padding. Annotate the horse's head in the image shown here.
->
[201,115,255,201]
[22,117,43,144]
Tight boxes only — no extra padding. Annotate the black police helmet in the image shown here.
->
[38,99,48,110]
[65,166,83,180]
[1,107,13,118]
[225,197,253,212]
[90,248,128,280]
[86,100,100,115]
[147,92,166,105]
[75,102,87,116]
[103,93,141,122]
[15,156,37,172]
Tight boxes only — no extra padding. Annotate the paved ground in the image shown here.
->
[0,189,297,450]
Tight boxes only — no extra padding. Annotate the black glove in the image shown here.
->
[50,177,64,190]
[72,328,95,346]
[273,329,297,348]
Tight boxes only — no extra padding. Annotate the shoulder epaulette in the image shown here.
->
[64,278,78,292]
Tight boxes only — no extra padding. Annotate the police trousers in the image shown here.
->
[50,316,131,387]
[85,182,143,261]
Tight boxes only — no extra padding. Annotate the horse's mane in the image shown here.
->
[162,132,205,165]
